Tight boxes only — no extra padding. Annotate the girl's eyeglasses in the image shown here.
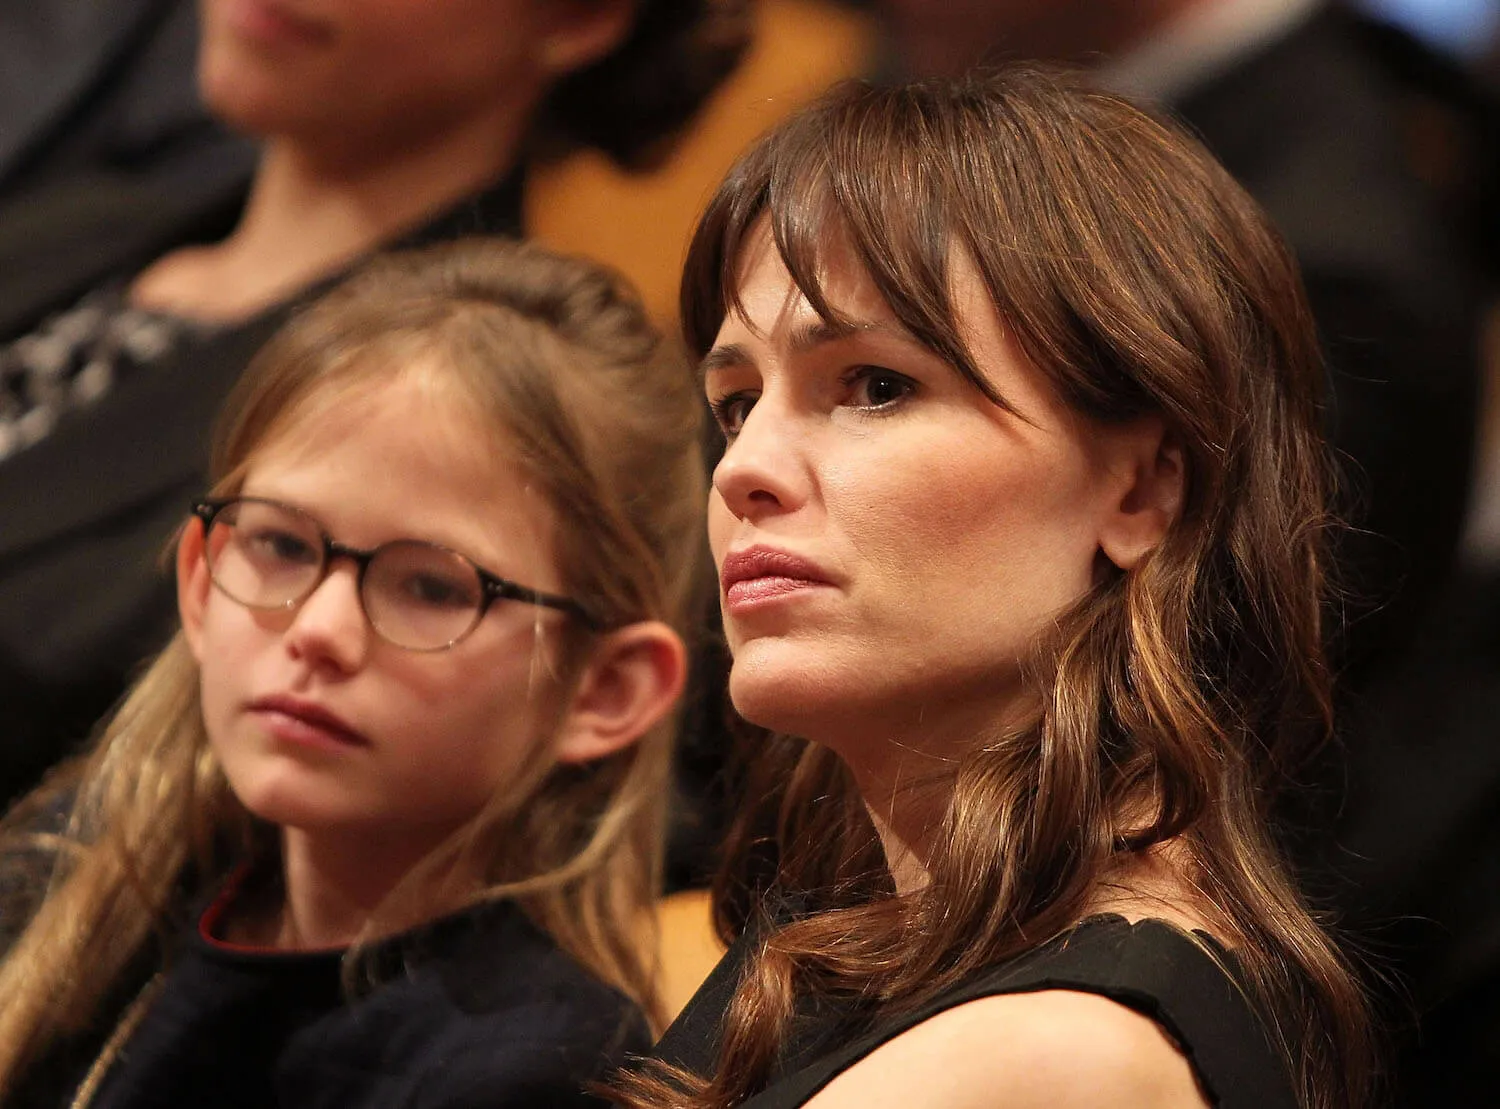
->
[191,497,601,652]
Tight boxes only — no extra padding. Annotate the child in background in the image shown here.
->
[0,237,705,1108]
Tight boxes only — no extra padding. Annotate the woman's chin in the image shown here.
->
[727,659,853,740]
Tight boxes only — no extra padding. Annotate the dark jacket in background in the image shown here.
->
[1171,7,1496,1102]
[0,0,254,211]
[0,0,253,201]
[1175,3,1484,685]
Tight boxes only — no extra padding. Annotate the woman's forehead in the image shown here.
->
[724,216,1011,340]
[723,219,897,326]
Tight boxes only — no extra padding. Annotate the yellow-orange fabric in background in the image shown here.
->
[528,0,876,327]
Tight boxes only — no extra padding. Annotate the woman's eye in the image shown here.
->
[845,367,916,409]
[709,391,758,437]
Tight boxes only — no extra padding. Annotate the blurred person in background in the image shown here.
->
[866,0,1497,1103]
[0,1,252,205]
[0,0,749,820]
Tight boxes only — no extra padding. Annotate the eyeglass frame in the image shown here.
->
[190,496,604,650]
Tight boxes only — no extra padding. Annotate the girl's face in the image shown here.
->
[197,0,617,155]
[704,229,1158,763]
[180,368,572,843]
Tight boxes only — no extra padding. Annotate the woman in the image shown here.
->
[613,69,1374,1109]
[0,0,749,811]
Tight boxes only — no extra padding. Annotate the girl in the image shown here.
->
[0,0,749,815]
[0,237,705,1107]
[614,69,1375,1109]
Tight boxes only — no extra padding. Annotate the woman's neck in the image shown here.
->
[132,100,528,323]
[846,743,959,899]
[835,696,1035,898]
[850,724,1223,935]
[863,802,935,898]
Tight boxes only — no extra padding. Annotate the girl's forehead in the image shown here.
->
[269,357,484,444]
[236,367,558,572]
[240,362,517,494]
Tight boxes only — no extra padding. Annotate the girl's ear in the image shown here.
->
[553,620,687,765]
[177,518,212,662]
[1097,418,1186,572]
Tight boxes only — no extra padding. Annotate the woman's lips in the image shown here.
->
[725,575,827,606]
[719,546,835,612]
[249,695,368,751]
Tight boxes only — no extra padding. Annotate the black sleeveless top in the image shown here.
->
[651,914,1298,1109]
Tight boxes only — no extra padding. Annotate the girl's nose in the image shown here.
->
[283,562,372,673]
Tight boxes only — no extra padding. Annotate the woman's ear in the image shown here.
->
[553,620,687,765]
[540,0,637,79]
[1097,419,1186,572]
[177,518,211,663]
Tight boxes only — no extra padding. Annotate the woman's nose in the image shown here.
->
[283,562,372,672]
[711,397,808,522]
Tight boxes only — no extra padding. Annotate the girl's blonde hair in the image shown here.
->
[0,237,706,1096]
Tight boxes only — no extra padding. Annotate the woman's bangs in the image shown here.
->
[689,94,979,391]
[687,139,860,351]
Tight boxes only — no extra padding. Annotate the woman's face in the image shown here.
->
[180,368,572,847]
[197,0,594,155]
[704,229,1138,759]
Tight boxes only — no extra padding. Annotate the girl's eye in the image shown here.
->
[244,528,318,567]
[845,367,916,410]
[395,572,477,611]
[709,391,758,438]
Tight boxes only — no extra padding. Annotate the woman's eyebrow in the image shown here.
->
[700,317,924,380]
[789,318,917,353]
[700,342,750,378]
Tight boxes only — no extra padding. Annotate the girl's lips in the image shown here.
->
[249,695,368,750]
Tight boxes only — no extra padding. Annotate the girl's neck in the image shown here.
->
[264,824,462,951]
[132,100,529,323]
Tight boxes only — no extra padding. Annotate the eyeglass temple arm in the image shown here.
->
[484,576,604,630]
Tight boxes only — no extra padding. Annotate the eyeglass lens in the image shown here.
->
[203,500,488,650]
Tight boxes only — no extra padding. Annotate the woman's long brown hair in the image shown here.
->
[613,69,1375,1109]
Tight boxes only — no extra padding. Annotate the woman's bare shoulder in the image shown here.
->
[803,988,1210,1109]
